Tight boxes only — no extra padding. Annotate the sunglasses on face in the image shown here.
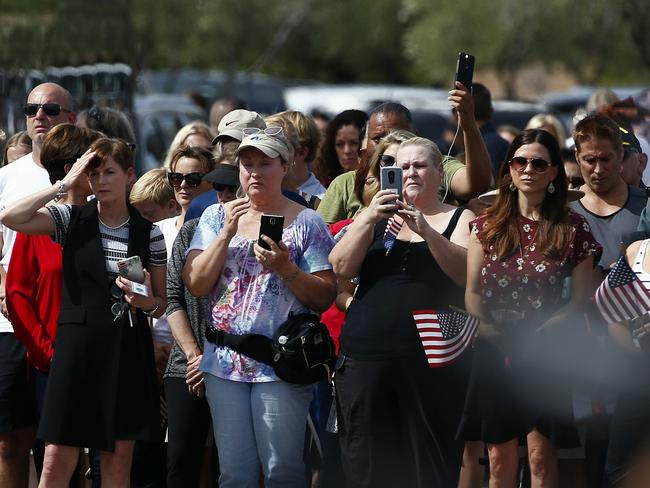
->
[508,156,551,173]
[212,183,237,193]
[24,103,72,117]
[167,172,205,188]
[380,155,396,167]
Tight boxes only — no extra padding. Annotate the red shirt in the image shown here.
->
[6,233,63,372]
[320,218,354,353]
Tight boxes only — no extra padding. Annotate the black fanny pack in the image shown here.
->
[205,312,336,384]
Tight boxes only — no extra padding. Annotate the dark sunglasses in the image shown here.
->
[508,156,551,173]
[380,155,396,167]
[167,172,205,188]
[212,183,237,193]
[24,103,72,117]
[88,105,103,122]
[109,281,127,322]
[567,176,585,188]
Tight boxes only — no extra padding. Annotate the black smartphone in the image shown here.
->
[259,214,285,251]
[380,166,403,200]
[455,52,475,89]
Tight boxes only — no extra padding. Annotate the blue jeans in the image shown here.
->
[204,374,314,488]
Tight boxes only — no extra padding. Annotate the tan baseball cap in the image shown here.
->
[213,109,266,144]
[236,130,290,162]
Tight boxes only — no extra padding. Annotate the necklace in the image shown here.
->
[98,215,130,230]
[516,223,540,271]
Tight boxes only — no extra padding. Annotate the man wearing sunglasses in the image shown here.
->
[0,82,75,487]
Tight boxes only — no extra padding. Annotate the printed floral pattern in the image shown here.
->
[472,212,601,325]
[188,204,334,382]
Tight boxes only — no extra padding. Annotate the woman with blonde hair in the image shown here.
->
[525,113,567,149]
[162,121,213,168]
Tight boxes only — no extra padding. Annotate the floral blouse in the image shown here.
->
[188,204,334,383]
[472,212,602,326]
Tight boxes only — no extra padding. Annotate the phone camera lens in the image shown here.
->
[388,171,395,184]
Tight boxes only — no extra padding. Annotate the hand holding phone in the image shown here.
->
[258,215,285,251]
[380,166,403,200]
[455,52,475,90]
[117,256,145,284]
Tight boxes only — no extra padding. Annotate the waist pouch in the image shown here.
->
[205,312,336,384]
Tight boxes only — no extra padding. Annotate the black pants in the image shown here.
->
[335,354,467,488]
[163,376,213,488]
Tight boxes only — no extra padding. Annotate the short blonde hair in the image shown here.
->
[397,137,443,166]
[163,121,213,168]
[130,168,175,206]
[278,110,321,163]
[264,114,300,154]
[525,113,567,149]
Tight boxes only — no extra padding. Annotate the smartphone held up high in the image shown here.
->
[455,52,475,90]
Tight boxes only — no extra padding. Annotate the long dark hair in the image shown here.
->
[314,109,368,186]
[482,129,572,260]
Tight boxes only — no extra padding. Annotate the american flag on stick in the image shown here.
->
[595,255,650,324]
[382,215,403,255]
[412,309,479,367]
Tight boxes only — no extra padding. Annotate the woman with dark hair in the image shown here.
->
[0,137,167,487]
[313,109,368,188]
[458,129,601,487]
[5,124,100,483]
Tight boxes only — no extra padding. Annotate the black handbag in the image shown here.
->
[205,312,336,384]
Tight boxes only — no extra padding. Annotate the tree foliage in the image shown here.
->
[0,0,648,93]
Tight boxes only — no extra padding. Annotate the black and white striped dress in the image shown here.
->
[47,204,167,277]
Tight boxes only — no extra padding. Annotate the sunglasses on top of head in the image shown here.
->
[508,156,552,173]
[380,155,396,167]
[24,103,72,117]
[167,172,205,188]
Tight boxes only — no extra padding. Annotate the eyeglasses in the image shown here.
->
[242,127,283,137]
[213,183,237,193]
[567,176,585,189]
[380,155,396,167]
[167,172,205,188]
[24,103,72,117]
[508,156,551,173]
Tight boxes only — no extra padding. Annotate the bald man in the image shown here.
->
[0,82,75,487]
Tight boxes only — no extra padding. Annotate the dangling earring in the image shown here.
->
[547,181,555,194]
[509,182,516,191]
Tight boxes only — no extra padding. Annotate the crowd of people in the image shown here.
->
[0,79,649,488]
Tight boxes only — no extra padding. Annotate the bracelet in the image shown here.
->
[143,298,160,317]
[282,266,300,283]
[53,180,67,202]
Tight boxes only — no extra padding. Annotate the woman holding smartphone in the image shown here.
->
[0,137,167,487]
[329,137,475,488]
[183,127,336,488]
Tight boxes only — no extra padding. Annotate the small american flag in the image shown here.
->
[595,255,650,324]
[412,309,479,367]
[382,215,403,255]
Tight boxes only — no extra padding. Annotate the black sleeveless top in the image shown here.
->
[340,208,466,360]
